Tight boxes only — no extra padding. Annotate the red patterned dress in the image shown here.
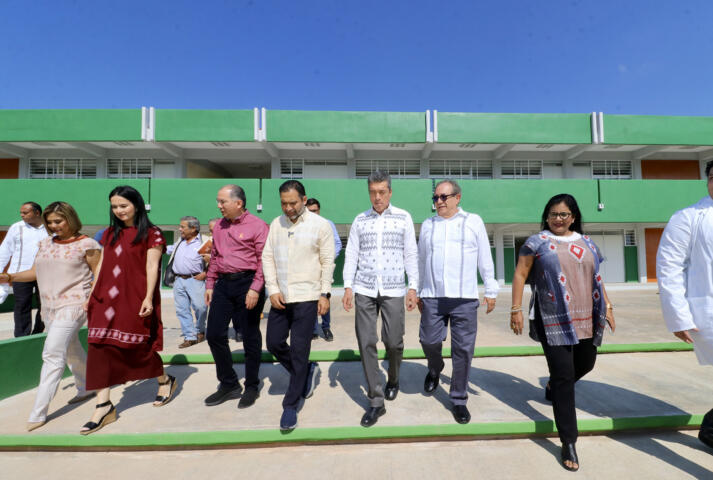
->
[86,226,166,389]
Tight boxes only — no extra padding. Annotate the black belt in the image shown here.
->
[175,273,201,279]
[219,270,255,280]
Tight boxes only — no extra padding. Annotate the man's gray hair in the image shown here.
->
[435,179,462,196]
[181,216,200,231]
[222,184,246,207]
[367,170,392,189]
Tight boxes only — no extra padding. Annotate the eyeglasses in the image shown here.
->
[548,212,572,220]
[432,193,457,203]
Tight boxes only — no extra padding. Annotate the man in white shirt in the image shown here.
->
[342,170,419,427]
[263,180,335,431]
[418,180,498,424]
[657,160,713,449]
[0,202,48,337]
[306,197,342,341]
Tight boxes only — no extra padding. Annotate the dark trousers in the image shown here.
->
[13,281,43,337]
[266,301,317,410]
[206,274,265,390]
[534,311,597,444]
[420,298,479,406]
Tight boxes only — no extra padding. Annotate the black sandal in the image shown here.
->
[561,443,579,472]
[80,401,117,435]
[153,374,177,407]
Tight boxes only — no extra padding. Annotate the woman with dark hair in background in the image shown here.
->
[81,185,177,435]
[0,202,100,431]
[510,193,615,471]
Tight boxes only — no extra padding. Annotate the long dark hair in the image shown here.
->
[108,185,154,245]
[540,193,583,234]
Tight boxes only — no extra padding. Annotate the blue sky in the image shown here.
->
[1,0,711,115]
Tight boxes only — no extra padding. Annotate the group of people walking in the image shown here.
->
[1,165,712,472]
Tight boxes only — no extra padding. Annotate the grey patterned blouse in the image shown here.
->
[520,231,608,347]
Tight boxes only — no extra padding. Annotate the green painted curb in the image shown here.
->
[160,342,694,365]
[0,414,702,450]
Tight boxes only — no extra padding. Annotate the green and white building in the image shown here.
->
[1,108,711,286]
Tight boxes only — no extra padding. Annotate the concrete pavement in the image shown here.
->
[1,285,712,477]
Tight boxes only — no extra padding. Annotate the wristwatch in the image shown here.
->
[320,293,331,299]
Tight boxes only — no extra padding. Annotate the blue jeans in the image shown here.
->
[173,277,207,340]
[313,309,331,333]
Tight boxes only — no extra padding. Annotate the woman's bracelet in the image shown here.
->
[510,308,522,314]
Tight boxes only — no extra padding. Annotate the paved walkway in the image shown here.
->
[1,285,712,477]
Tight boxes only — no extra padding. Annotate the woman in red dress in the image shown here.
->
[81,185,177,435]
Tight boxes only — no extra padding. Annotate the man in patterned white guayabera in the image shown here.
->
[342,170,418,428]
[417,179,498,425]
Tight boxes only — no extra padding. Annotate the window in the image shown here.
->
[624,230,636,246]
[29,158,97,179]
[107,159,153,178]
[592,160,632,179]
[355,159,420,178]
[501,160,542,179]
[429,159,493,179]
[280,159,304,179]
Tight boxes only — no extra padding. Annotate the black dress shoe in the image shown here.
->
[238,387,259,409]
[204,384,242,406]
[323,327,334,342]
[561,443,579,471]
[424,372,439,393]
[452,405,471,424]
[384,382,399,401]
[545,382,552,402]
[360,406,386,427]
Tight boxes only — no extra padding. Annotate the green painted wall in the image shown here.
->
[0,180,149,226]
[437,113,592,144]
[154,110,254,142]
[604,115,713,145]
[0,110,142,142]
[1,179,705,227]
[266,110,426,143]
[624,246,639,282]
[149,179,261,224]
[597,180,706,223]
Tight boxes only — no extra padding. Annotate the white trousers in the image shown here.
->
[28,304,89,423]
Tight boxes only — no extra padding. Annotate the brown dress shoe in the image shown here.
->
[196,333,206,343]
[178,339,197,349]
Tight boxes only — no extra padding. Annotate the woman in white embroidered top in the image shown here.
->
[0,202,101,432]
[510,193,615,472]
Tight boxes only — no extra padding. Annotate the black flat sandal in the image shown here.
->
[561,443,579,472]
[153,374,177,407]
[80,401,117,435]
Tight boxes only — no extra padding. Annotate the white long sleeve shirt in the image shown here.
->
[0,220,48,273]
[342,204,418,297]
[657,195,713,365]
[418,208,498,300]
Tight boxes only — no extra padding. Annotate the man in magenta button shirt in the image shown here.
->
[203,184,269,409]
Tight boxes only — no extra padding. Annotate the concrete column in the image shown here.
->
[494,229,505,286]
[636,225,648,283]
[270,157,280,179]
[632,158,643,179]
